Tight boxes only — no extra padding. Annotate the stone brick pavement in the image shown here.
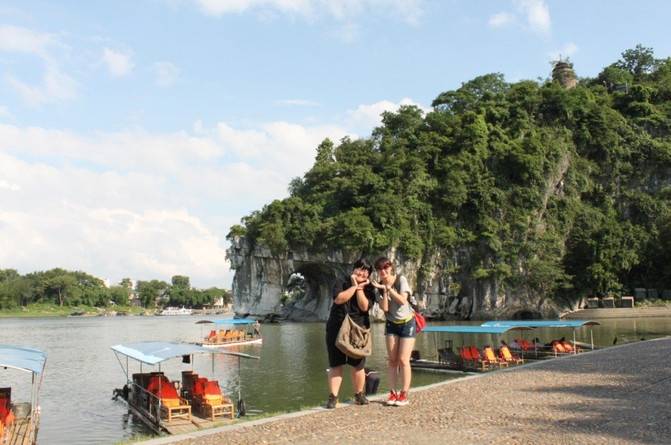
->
[143,337,671,445]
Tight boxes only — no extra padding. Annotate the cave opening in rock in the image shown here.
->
[511,310,542,320]
[286,262,341,305]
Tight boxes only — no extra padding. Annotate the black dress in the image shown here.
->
[325,281,375,368]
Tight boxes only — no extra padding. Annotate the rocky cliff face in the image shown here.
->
[227,238,562,321]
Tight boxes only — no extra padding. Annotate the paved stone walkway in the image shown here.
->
[143,337,671,445]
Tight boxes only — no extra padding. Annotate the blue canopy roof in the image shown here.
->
[111,341,219,365]
[212,318,257,325]
[422,325,532,334]
[481,320,600,328]
[111,341,260,365]
[0,345,47,375]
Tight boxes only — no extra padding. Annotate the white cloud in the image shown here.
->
[276,99,320,107]
[548,42,578,61]
[0,179,20,191]
[0,105,11,119]
[0,25,78,106]
[192,0,423,24]
[0,95,424,286]
[102,47,134,77]
[154,61,180,87]
[6,65,78,106]
[488,12,514,28]
[0,117,351,287]
[0,24,53,56]
[346,97,427,132]
[515,0,550,34]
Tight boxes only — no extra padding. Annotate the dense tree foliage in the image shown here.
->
[0,268,232,310]
[229,46,671,303]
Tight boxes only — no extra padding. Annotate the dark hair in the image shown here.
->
[374,256,393,271]
[353,258,373,274]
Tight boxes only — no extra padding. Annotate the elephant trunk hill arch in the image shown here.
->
[226,236,562,322]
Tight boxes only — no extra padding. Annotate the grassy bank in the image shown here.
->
[0,302,149,318]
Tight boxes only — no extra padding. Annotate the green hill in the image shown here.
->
[229,45,671,315]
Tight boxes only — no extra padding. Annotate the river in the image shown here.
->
[1,315,669,444]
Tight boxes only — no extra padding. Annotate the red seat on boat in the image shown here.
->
[192,377,209,398]
[0,393,15,427]
[147,375,181,407]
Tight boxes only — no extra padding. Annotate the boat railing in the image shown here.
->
[3,406,38,445]
[129,381,164,427]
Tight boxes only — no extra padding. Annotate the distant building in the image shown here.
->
[552,59,577,89]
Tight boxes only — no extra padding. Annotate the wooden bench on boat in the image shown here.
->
[146,374,192,423]
[192,377,234,421]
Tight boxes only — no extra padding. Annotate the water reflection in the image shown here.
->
[0,316,669,444]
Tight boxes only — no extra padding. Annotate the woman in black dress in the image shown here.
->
[325,258,375,409]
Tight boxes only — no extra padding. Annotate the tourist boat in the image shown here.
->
[111,341,258,435]
[480,319,601,357]
[158,306,193,316]
[0,345,47,445]
[411,325,532,374]
[412,320,601,373]
[197,318,262,348]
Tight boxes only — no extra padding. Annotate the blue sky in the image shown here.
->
[1,0,670,288]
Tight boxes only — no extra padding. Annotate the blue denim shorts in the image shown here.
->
[385,317,416,338]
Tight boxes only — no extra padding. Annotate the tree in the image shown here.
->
[617,44,657,78]
[43,274,77,306]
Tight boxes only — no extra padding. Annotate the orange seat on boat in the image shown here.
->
[469,346,483,361]
[0,396,15,427]
[202,380,224,404]
[459,346,473,362]
[0,396,10,425]
[147,375,181,406]
[192,377,209,397]
[499,345,524,364]
[561,341,574,353]
[552,341,567,353]
[208,330,217,339]
[483,346,508,367]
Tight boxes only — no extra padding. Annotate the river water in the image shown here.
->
[1,315,670,444]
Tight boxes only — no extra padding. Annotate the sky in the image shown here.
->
[1,0,670,289]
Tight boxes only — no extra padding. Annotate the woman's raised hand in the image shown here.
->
[356,279,370,290]
[370,279,385,289]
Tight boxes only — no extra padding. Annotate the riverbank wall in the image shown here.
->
[141,336,671,445]
[563,306,671,319]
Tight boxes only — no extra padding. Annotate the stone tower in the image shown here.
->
[552,59,577,89]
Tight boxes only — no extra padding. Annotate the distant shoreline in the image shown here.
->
[0,303,233,318]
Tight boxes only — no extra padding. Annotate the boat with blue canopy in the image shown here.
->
[481,320,600,351]
[197,318,262,348]
[0,345,47,445]
[411,325,533,373]
[111,341,258,435]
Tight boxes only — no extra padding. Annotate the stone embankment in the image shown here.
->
[144,337,671,445]
[563,307,671,319]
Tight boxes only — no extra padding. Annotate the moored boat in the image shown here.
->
[157,306,193,316]
[197,319,262,348]
[111,341,258,435]
[0,345,47,445]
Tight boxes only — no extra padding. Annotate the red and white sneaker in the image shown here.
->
[395,391,409,406]
[385,390,398,406]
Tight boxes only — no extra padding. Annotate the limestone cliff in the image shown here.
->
[227,237,562,322]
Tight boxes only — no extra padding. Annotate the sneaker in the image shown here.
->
[326,393,338,409]
[395,391,409,406]
[385,390,398,406]
[354,392,369,405]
